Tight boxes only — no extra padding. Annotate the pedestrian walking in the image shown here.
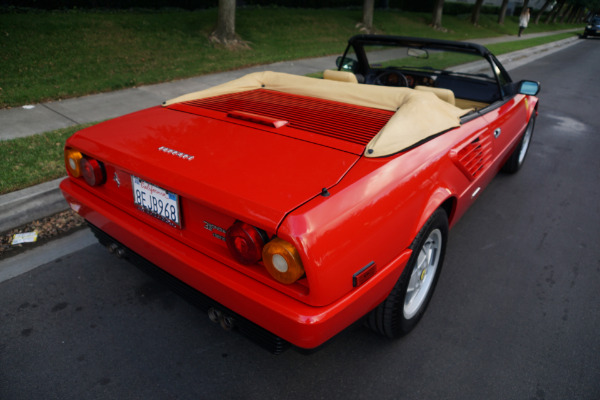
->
[518,8,530,37]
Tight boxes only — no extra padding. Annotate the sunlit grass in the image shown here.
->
[0,124,94,194]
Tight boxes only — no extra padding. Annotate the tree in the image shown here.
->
[545,0,565,23]
[431,0,445,30]
[559,3,573,22]
[568,5,582,22]
[359,0,375,33]
[498,0,510,24]
[589,0,600,15]
[209,0,246,48]
[471,0,484,25]
[534,0,553,24]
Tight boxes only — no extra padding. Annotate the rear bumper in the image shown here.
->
[87,222,291,354]
[60,178,410,350]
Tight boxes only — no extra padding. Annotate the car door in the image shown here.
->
[479,56,529,169]
[481,94,529,168]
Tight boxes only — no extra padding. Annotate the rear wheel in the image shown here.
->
[502,114,535,174]
[366,209,448,338]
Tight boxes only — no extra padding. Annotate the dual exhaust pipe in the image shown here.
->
[106,242,126,258]
[208,307,236,331]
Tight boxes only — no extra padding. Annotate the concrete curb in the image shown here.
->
[0,177,69,232]
[0,228,96,283]
[495,36,581,70]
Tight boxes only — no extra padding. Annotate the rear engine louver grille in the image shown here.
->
[169,89,394,146]
[451,134,493,180]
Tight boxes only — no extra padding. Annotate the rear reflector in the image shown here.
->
[353,262,376,287]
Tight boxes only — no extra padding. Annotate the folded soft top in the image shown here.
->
[163,71,470,157]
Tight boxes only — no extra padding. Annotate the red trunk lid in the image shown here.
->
[68,90,393,229]
[70,113,352,230]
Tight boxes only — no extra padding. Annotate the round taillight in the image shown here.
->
[79,157,106,186]
[64,148,83,177]
[262,237,305,284]
[225,221,267,265]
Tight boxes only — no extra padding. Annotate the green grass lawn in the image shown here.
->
[0,7,582,108]
[0,124,93,194]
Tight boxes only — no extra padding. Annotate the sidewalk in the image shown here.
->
[0,29,582,234]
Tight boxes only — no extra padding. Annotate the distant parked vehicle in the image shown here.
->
[582,16,600,38]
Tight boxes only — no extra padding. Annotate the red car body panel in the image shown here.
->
[60,63,538,350]
[65,105,362,231]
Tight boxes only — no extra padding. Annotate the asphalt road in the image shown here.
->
[1,39,599,400]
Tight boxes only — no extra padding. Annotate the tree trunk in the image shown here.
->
[566,5,579,23]
[211,0,237,44]
[546,0,564,24]
[574,7,585,23]
[362,0,375,32]
[559,4,572,23]
[498,0,509,24]
[471,0,484,25]
[534,0,552,24]
[431,0,444,30]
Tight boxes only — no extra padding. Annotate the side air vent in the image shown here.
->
[167,89,394,146]
[450,133,492,180]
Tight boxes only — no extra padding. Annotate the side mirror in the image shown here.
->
[518,80,540,96]
[336,56,358,72]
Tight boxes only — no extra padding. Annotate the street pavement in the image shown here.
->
[0,29,583,263]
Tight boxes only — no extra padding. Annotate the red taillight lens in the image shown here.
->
[80,157,106,186]
[225,221,267,265]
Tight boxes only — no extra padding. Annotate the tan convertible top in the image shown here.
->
[163,71,470,157]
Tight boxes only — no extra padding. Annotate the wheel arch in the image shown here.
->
[527,96,539,120]
[415,188,457,236]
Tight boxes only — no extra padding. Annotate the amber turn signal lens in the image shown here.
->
[262,238,305,284]
[64,148,83,178]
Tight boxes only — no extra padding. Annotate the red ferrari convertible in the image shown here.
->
[60,35,539,353]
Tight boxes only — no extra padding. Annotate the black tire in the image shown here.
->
[366,209,448,338]
[502,114,535,174]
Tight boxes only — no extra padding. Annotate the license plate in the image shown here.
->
[132,176,181,227]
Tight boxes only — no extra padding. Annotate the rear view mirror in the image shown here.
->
[336,56,358,72]
[519,80,540,96]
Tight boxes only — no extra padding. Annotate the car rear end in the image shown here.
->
[60,88,401,351]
